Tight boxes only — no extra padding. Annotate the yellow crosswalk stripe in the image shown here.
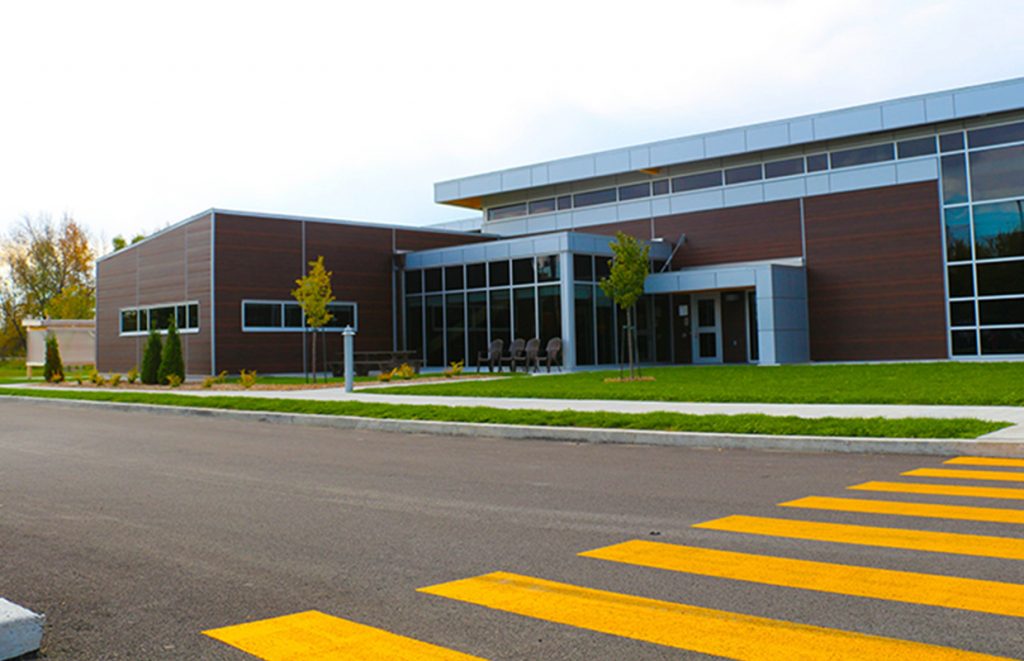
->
[849,481,1024,501]
[946,457,1024,468]
[580,539,1024,618]
[780,495,1024,525]
[693,515,1024,560]
[419,571,1011,660]
[203,610,485,661]
[903,468,1024,483]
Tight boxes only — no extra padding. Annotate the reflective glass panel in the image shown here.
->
[949,301,975,327]
[618,182,650,200]
[951,329,977,355]
[556,195,572,210]
[980,298,1024,326]
[944,207,972,262]
[120,309,138,333]
[488,260,509,287]
[651,180,669,196]
[424,268,442,292]
[536,255,559,282]
[805,154,828,172]
[764,158,803,178]
[528,198,556,214]
[672,170,723,192]
[573,188,617,208]
[829,144,894,169]
[151,306,175,330]
[243,303,278,328]
[176,305,187,329]
[981,328,1024,354]
[977,260,1024,296]
[446,293,465,364]
[466,263,486,289]
[595,287,615,364]
[574,285,594,365]
[724,164,762,184]
[595,254,611,280]
[139,309,148,332]
[187,304,199,329]
[326,303,355,329]
[514,287,535,340]
[488,203,527,221]
[897,136,937,158]
[425,295,444,367]
[489,289,511,347]
[444,265,464,291]
[284,303,303,328]
[405,269,422,294]
[512,258,534,285]
[969,145,1024,202]
[969,121,1024,149]
[948,265,974,298]
[538,285,561,345]
[939,132,964,152]
[941,154,968,205]
[467,291,488,364]
[973,201,1024,259]
[405,297,423,358]
[573,254,593,281]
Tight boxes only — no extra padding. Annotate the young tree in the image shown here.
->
[43,333,64,383]
[158,319,185,385]
[291,256,334,383]
[598,232,650,380]
[141,327,163,385]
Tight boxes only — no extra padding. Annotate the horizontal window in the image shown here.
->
[897,136,936,158]
[528,198,556,214]
[466,263,486,289]
[969,121,1024,149]
[556,195,572,210]
[939,132,964,152]
[830,143,894,169]
[487,203,527,221]
[764,157,803,178]
[976,260,1024,296]
[724,164,762,185]
[981,327,1024,354]
[805,154,828,172]
[980,297,1024,326]
[617,182,650,201]
[651,179,670,195]
[241,300,358,331]
[671,170,722,193]
[969,144,1024,202]
[573,188,617,208]
[120,301,199,336]
[973,200,1024,259]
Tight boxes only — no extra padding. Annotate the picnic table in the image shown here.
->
[327,350,421,377]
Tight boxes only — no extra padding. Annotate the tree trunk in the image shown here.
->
[627,305,635,380]
[311,331,317,383]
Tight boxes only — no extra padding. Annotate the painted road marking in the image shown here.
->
[419,571,1011,660]
[203,610,484,661]
[693,515,1024,560]
[849,481,1024,501]
[946,457,1024,469]
[579,539,1024,618]
[780,495,1024,525]
[903,468,1024,483]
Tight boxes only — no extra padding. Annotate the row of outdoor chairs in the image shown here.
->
[476,337,561,373]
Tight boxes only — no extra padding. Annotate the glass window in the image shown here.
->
[326,303,356,329]
[980,298,1024,326]
[243,303,279,328]
[595,287,616,364]
[671,170,723,193]
[446,293,465,364]
[488,203,527,221]
[764,158,804,178]
[187,303,199,329]
[949,301,975,327]
[405,297,423,358]
[981,328,1024,354]
[529,198,556,214]
[139,309,148,332]
[897,136,936,158]
[944,207,972,262]
[698,298,716,326]
[652,179,669,196]
[618,182,650,201]
[489,289,511,347]
[514,287,535,340]
[489,260,510,287]
[574,254,593,281]
[120,309,138,333]
[595,254,611,280]
[284,303,303,328]
[150,306,175,330]
[176,305,187,330]
[512,258,534,285]
[538,285,561,344]
[536,255,559,282]
[467,292,488,364]
[977,260,1024,296]
[968,121,1024,149]
[939,132,965,152]
[973,201,1024,259]
[466,263,486,289]
[405,269,422,294]
[424,268,442,292]
[725,164,762,185]
[573,188,617,208]
[969,145,1024,202]
[425,295,444,367]
[941,154,968,205]
[805,154,828,172]
[654,294,672,363]
[948,265,974,298]
[951,329,977,355]
[829,144,894,169]
[574,285,595,365]
[556,195,572,210]
[444,265,464,291]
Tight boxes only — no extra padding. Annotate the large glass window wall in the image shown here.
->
[941,119,1024,356]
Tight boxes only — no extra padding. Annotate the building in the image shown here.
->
[96,77,1024,374]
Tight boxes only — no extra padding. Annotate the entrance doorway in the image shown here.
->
[692,294,722,363]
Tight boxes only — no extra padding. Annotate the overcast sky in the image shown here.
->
[2,0,1022,250]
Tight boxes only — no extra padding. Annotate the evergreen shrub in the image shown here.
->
[141,329,162,385]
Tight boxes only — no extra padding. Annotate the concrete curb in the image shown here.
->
[5,395,1023,457]
[0,599,43,661]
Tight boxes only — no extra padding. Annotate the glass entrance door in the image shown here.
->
[692,294,722,364]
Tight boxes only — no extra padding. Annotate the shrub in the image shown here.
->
[215,370,229,384]
[43,334,64,383]
[126,366,139,384]
[89,369,104,386]
[166,374,182,388]
[73,373,83,385]
[141,329,162,385]
[109,373,122,387]
[201,375,216,388]
[378,369,395,382]
[239,369,258,389]
[158,319,185,385]
[396,363,416,380]
[444,360,464,378]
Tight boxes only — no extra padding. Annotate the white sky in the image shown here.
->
[2,0,1022,250]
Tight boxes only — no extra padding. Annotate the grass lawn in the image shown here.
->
[361,362,1024,407]
[0,387,1010,439]
[0,358,37,384]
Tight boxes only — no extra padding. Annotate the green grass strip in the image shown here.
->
[0,387,1010,439]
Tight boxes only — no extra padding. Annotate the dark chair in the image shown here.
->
[544,337,562,372]
[476,338,504,373]
[523,337,541,372]
[501,338,526,372]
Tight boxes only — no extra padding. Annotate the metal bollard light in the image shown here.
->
[342,325,355,393]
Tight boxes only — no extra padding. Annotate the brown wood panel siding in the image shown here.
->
[95,214,212,374]
[803,181,946,361]
[580,201,802,268]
